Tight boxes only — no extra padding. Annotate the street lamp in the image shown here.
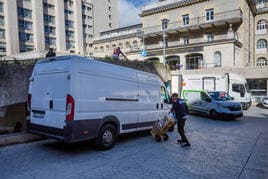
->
[161,19,169,65]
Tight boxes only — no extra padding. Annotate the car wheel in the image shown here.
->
[210,110,218,120]
[95,124,117,150]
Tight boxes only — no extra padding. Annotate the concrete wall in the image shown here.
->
[0,65,34,108]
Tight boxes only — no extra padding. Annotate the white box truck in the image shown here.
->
[171,73,252,110]
[27,55,171,150]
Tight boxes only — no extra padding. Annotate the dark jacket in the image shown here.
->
[46,52,56,58]
[171,99,189,120]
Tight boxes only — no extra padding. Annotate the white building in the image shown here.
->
[0,0,118,56]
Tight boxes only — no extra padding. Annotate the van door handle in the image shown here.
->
[49,100,53,109]
[161,103,163,109]
[156,103,159,109]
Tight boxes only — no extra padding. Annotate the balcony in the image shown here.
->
[143,9,242,36]
[145,34,241,51]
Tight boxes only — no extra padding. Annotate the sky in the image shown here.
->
[118,0,159,27]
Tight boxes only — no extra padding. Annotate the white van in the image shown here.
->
[27,55,170,150]
[171,73,252,110]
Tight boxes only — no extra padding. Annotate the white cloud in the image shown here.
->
[118,0,158,27]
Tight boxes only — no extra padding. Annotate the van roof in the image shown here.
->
[37,55,160,79]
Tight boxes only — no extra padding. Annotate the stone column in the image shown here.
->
[73,0,84,54]
[4,0,19,55]
[55,0,66,52]
[32,0,45,51]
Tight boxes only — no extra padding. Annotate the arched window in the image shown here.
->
[257,39,267,49]
[133,40,138,50]
[214,51,222,67]
[112,44,116,50]
[118,43,123,49]
[256,57,268,66]
[125,42,131,49]
[105,45,110,52]
[94,47,98,53]
[257,19,268,30]
[100,46,104,53]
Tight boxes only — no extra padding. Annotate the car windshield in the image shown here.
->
[208,91,233,101]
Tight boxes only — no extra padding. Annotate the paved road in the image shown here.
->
[0,106,268,179]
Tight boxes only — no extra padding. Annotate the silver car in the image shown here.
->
[262,96,268,108]
[184,90,243,120]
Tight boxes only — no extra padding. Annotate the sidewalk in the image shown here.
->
[0,132,43,147]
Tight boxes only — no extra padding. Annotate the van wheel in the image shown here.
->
[210,110,218,120]
[95,124,117,150]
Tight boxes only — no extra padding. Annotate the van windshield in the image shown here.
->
[208,91,233,101]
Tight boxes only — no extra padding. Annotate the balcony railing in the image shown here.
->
[143,9,242,35]
[145,33,239,50]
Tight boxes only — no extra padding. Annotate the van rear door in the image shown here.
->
[30,67,70,129]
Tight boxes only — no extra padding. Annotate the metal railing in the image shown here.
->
[143,9,242,35]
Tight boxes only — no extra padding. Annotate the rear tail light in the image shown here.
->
[26,94,32,116]
[66,94,75,121]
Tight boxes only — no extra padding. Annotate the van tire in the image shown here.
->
[210,110,218,120]
[95,124,117,150]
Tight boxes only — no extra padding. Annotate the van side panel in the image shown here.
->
[137,73,160,130]
[75,71,139,133]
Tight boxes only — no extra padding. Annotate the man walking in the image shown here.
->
[171,93,191,147]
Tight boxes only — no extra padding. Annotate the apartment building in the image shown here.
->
[93,24,143,59]
[93,0,118,38]
[0,0,118,56]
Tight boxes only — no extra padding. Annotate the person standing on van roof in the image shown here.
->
[46,48,56,58]
[171,93,191,147]
[112,47,126,60]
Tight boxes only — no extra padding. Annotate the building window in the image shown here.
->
[66,40,75,49]
[100,46,104,52]
[65,20,74,29]
[65,30,74,38]
[44,15,55,24]
[45,37,56,45]
[109,23,112,27]
[161,19,169,30]
[183,37,189,45]
[256,57,268,66]
[64,10,73,15]
[45,26,56,35]
[207,32,214,42]
[19,32,33,42]
[182,14,189,26]
[109,15,112,19]
[108,0,111,2]
[214,51,222,67]
[108,7,111,11]
[18,7,32,19]
[118,43,123,49]
[19,20,33,30]
[0,16,4,26]
[133,40,138,50]
[106,45,110,52]
[0,29,5,39]
[0,42,6,52]
[257,19,268,30]
[257,39,267,49]
[94,47,98,53]
[0,2,3,12]
[206,9,214,22]
[43,2,55,9]
[125,42,131,49]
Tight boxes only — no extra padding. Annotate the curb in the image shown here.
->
[0,132,44,147]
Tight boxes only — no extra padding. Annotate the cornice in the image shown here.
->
[140,0,209,17]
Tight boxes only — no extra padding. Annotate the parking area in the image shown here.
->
[0,106,267,178]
